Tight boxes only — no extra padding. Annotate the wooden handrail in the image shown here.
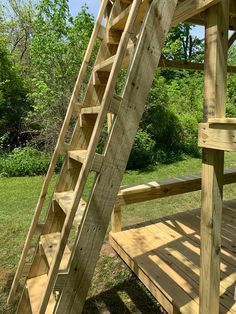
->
[111,168,236,232]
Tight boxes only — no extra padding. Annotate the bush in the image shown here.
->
[0,147,62,177]
[127,130,155,170]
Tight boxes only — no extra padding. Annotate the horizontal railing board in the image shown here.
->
[116,169,236,206]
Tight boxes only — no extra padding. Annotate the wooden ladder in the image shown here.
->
[8,0,178,313]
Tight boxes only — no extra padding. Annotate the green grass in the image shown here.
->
[0,153,236,313]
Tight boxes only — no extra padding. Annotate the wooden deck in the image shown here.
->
[109,200,236,314]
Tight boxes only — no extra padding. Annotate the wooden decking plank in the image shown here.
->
[131,225,234,313]
[184,209,236,260]
[146,224,236,298]
[144,226,236,312]
[168,211,236,268]
[109,235,179,314]
[110,206,236,314]
[111,231,199,314]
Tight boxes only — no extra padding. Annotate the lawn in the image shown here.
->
[1,153,236,313]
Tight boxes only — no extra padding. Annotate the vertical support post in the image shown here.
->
[111,205,122,232]
[199,2,229,314]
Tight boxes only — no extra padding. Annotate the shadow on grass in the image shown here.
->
[83,277,165,314]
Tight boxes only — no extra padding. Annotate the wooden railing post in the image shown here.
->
[111,206,122,233]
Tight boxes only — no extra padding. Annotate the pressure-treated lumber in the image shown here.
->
[40,233,71,271]
[199,2,229,314]
[55,1,178,313]
[159,56,236,73]
[198,122,236,151]
[35,1,145,312]
[109,0,221,30]
[115,169,236,206]
[7,0,109,304]
[27,275,56,314]
[109,201,236,314]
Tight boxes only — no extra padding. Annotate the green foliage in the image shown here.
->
[127,130,155,170]
[0,37,31,149]
[163,24,204,62]
[0,147,62,177]
[28,2,94,149]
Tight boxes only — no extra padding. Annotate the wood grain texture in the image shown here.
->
[110,201,236,314]
[199,122,236,151]
[200,2,229,314]
[115,169,236,206]
[55,1,178,313]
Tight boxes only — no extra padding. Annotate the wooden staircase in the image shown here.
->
[8,0,178,313]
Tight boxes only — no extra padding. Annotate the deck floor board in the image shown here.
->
[109,199,236,314]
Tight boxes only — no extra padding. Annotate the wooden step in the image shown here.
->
[68,150,103,172]
[54,191,86,227]
[93,44,132,72]
[40,232,71,271]
[81,106,101,115]
[109,1,148,30]
[27,274,56,314]
[93,70,110,86]
[68,150,87,164]
[79,107,101,128]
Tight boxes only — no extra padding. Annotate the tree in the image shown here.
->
[0,37,31,149]
[27,1,94,149]
[163,24,204,62]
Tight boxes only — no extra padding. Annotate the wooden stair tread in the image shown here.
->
[54,191,87,227]
[40,232,71,271]
[68,150,87,164]
[81,106,101,115]
[94,45,132,72]
[27,274,56,314]
[109,1,148,30]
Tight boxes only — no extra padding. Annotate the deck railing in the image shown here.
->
[111,168,236,233]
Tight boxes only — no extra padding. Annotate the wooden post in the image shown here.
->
[199,2,229,314]
[111,206,122,232]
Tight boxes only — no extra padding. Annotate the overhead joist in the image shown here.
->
[172,0,220,26]
[109,0,222,30]
[159,57,236,73]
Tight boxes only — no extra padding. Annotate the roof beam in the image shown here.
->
[172,0,220,26]
[159,56,236,73]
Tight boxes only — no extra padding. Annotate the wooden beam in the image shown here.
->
[172,0,220,26]
[159,56,236,73]
[109,0,221,30]
[199,122,236,151]
[199,2,229,314]
[116,169,236,206]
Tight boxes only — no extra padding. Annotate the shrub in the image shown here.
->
[0,147,62,177]
[127,130,155,170]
